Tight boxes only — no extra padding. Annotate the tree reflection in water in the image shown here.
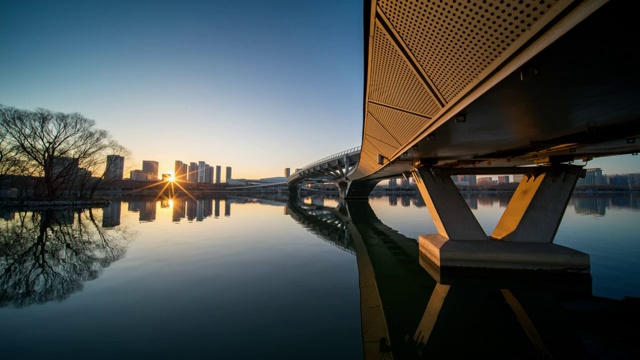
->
[0,208,132,307]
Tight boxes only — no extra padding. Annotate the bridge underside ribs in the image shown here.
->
[412,165,589,272]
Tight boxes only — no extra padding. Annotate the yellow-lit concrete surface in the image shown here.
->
[419,234,590,271]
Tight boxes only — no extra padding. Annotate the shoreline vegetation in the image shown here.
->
[0,199,111,210]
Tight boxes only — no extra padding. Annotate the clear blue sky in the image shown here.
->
[0,0,363,179]
[1,1,637,179]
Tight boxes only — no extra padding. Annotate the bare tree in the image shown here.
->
[0,105,127,199]
[0,109,28,179]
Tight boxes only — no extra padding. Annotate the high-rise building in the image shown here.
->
[130,170,147,181]
[105,155,124,181]
[142,160,159,181]
[205,165,214,184]
[226,166,232,182]
[175,160,187,181]
[215,165,221,184]
[578,168,605,186]
[497,175,510,184]
[477,176,495,185]
[188,162,198,182]
[284,168,291,178]
[52,157,79,178]
[198,161,206,183]
[461,175,477,185]
[512,174,524,183]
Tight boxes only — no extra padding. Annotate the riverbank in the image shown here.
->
[0,199,111,210]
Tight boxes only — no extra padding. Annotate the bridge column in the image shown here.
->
[412,165,589,272]
[288,186,297,198]
[337,180,350,199]
[412,168,486,241]
[343,180,380,200]
[491,165,582,243]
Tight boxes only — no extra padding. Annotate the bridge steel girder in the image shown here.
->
[412,165,589,272]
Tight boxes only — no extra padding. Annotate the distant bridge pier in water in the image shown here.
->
[412,164,590,272]
[339,179,379,200]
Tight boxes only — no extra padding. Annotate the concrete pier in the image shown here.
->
[413,165,590,272]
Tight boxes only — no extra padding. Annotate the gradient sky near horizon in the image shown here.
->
[0,0,363,179]
[1,0,637,179]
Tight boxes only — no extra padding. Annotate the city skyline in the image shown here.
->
[1,1,638,179]
[0,0,363,180]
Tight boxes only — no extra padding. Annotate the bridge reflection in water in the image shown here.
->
[287,197,639,360]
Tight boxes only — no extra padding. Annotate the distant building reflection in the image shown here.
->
[172,198,186,222]
[102,201,121,228]
[187,199,197,221]
[128,201,157,223]
[570,193,640,216]
[477,194,496,207]
[156,197,251,223]
[119,192,638,226]
[194,199,213,222]
[140,202,156,222]
[462,194,478,209]
[572,196,607,216]
[412,196,426,208]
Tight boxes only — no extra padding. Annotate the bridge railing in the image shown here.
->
[293,146,361,176]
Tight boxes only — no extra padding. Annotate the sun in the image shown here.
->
[133,172,196,202]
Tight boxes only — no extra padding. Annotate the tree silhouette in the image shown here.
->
[0,105,128,199]
[0,208,133,307]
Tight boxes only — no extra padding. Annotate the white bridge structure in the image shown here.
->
[288,0,640,273]
[287,146,363,198]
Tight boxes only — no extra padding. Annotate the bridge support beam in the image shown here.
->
[412,165,589,272]
[342,180,380,200]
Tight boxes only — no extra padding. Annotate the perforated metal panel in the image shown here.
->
[364,136,399,159]
[354,147,380,177]
[364,111,402,148]
[370,21,442,116]
[377,0,565,102]
[368,103,430,146]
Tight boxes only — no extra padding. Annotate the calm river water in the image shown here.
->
[0,192,639,359]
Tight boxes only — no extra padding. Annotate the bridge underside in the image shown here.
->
[354,0,640,182]
[290,1,638,270]
[343,0,640,271]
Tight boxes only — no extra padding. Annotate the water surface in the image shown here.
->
[1,193,639,359]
